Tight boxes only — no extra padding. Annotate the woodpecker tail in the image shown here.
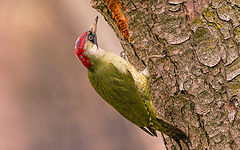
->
[152,118,190,146]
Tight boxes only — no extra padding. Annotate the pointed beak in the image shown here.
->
[90,16,98,34]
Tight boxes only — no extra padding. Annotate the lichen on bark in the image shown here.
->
[91,0,240,149]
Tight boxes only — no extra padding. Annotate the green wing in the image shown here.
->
[88,62,150,127]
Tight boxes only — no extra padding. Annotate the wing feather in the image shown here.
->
[88,62,150,127]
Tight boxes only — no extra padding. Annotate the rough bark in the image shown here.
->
[91,0,240,149]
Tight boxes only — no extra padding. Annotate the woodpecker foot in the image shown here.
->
[120,51,129,61]
[142,67,150,78]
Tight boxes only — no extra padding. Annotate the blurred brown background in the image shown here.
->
[0,0,164,150]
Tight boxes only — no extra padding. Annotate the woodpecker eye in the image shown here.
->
[88,35,93,41]
[87,32,98,47]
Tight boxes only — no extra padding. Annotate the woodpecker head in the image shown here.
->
[75,16,99,69]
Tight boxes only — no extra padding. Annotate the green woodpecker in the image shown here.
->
[75,16,188,144]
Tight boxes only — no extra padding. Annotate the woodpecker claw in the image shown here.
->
[142,67,150,78]
[120,51,129,61]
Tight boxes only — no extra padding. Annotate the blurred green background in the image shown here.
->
[0,0,164,150]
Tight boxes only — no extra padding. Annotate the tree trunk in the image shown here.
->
[91,0,240,149]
